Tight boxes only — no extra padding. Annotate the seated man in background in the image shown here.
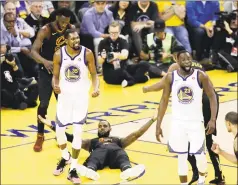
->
[99,21,150,88]
[1,43,38,110]
[140,19,181,78]
[38,111,157,181]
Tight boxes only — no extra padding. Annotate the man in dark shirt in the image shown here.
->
[38,112,157,181]
[31,8,73,152]
[98,21,149,87]
[128,1,159,55]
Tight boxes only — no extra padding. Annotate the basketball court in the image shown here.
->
[1,70,237,184]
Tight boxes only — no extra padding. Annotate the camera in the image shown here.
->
[215,11,237,30]
[149,37,163,61]
[107,52,114,61]
[5,45,14,61]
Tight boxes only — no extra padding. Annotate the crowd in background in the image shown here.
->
[0,0,237,110]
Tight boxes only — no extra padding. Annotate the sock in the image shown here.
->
[70,158,78,171]
[61,148,70,160]
[198,175,205,183]
[181,183,188,185]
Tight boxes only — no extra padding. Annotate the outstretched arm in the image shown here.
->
[120,113,157,149]
[86,49,100,97]
[37,115,91,151]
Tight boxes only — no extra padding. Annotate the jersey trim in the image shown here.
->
[64,46,82,60]
[176,69,194,81]
[197,70,202,89]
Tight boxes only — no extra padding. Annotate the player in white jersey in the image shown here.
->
[156,51,218,185]
[52,28,100,184]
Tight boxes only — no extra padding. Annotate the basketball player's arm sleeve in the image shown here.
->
[52,49,61,85]
[31,26,50,64]
[86,49,99,91]
[200,72,217,121]
[81,139,91,152]
[156,73,172,129]
[120,118,156,149]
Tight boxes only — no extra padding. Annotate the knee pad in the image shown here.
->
[195,152,207,173]
[56,125,67,145]
[178,154,188,176]
[72,124,83,150]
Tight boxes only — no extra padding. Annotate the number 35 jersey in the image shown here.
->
[59,45,91,95]
[171,69,203,122]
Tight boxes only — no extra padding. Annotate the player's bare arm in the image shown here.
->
[52,49,61,94]
[86,48,100,97]
[81,139,91,152]
[156,73,172,142]
[143,63,178,93]
[120,114,157,149]
[199,71,217,135]
[31,26,53,73]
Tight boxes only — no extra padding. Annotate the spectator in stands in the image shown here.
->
[42,1,55,18]
[186,1,220,62]
[80,1,114,70]
[3,2,35,40]
[212,10,238,72]
[157,1,191,53]
[25,1,49,44]
[14,1,30,19]
[128,1,159,56]
[98,21,150,87]
[109,1,132,38]
[1,43,38,110]
[49,1,79,25]
[140,19,180,78]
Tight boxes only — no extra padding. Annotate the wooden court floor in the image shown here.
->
[1,70,237,184]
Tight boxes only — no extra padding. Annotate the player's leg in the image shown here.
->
[67,123,84,184]
[109,149,145,180]
[53,123,71,176]
[189,123,207,185]
[202,92,224,184]
[187,153,199,185]
[168,122,189,184]
[33,71,53,152]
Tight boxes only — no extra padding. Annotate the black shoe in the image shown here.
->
[209,175,225,185]
[188,171,199,185]
[53,154,71,176]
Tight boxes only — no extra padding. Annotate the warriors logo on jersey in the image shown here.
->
[177,86,194,104]
[65,65,80,82]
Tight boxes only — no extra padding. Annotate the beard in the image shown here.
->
[98,130,110,138]
[181,65,191,72]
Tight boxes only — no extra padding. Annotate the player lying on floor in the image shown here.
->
[38,112,157,181]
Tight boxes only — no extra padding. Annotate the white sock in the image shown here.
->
[61,148,70,160]
[70,158,78,171]
[198,175,205,183]
[181,183,188,185]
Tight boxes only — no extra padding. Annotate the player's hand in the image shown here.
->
[43,60,53,74]
[53,84,61,94]
[211,143,221,154]
[92,89,100,97]
[142,86,149,93]
[156,127,163,142]
[38,115,52,127]
[206,120,215,135]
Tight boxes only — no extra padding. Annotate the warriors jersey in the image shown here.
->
[59,45,91,95]
[171,69,203,122]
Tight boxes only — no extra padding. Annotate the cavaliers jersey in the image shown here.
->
[171,69,203,122]
[40,23,70,73]
[59,45,90,94]
[89,137,122,153]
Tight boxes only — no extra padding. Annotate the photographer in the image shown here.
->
[212,10,238,72]
[98,21,150,87]
[1,43,38,110]
[140,19,181,78]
